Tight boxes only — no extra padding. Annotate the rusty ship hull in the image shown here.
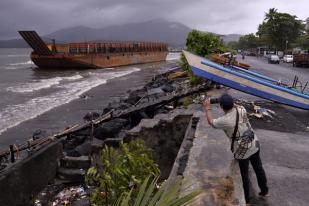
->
[31,52,168,69]
[19,31,168,69]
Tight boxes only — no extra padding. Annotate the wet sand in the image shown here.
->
[0,60,179,149]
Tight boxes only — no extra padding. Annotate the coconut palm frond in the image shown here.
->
[114,176,201,206]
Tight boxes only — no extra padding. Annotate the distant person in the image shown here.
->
[203,93,269,204]
[242,52,245,60]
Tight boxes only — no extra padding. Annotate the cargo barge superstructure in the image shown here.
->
[19,31,168,69]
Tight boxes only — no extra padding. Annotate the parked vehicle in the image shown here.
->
[293,53,309,67]
[268,55,280,64]
[283,55,293,63]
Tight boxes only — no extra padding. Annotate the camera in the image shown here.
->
[210,98,219,104]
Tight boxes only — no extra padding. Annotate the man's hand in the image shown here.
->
[203,98,212,110]
[203,98,214,125]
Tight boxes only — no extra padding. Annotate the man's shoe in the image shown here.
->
[259,191,269,197]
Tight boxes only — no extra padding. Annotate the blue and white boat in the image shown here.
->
[183,51,309,110]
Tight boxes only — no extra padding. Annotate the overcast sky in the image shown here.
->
[0,0,308,39]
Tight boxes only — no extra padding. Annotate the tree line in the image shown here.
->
[227,8,309,51]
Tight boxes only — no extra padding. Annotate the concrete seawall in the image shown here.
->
[180,105,246,205]
[0,140,63,206]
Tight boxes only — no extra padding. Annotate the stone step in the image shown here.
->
[57,167,86,183]
[91,138,105,153]
[103,137,123,147]
[60,156,91,169]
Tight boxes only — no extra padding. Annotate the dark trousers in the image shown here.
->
[238,150,268,203]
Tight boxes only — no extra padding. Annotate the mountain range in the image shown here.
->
[0,19,242,48]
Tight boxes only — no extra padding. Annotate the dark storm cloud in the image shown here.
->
[0,0,308,39]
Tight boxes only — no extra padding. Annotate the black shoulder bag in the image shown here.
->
[231,107,239,153]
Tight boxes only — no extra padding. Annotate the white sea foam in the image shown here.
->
[166,52,181,61]
[0,67,141,135]
[6,74,84,93]
[7,54,29,57]
[62,75,84,81]
[8,60,34,66]
[4,60,34,70]
[4,65,30,70]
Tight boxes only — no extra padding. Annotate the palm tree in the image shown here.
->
[265,8,278,21]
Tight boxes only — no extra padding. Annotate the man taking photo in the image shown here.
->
[203,93,269,205]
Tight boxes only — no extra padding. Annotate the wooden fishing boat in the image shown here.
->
[210,54,251,70]
[183,51,309,110]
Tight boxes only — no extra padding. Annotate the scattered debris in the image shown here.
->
[249,104,276,119]
[53,186,87,205]
[167,71,188,80]
[235,99,276,120]
[192,94,206,104]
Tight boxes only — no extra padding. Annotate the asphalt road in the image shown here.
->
[238,55,309,94]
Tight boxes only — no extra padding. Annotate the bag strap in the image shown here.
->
[231,107,239,152]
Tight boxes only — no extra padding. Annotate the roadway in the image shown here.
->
[239,55,309,94]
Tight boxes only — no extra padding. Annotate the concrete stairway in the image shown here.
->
[57,156,91,183]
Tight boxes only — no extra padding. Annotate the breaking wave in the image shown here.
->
[6,74,84,93]
[8,60,34,66]
[4,60,34,70]
[7,54,29,57]
[0,67,140,135]
[166,52,181,61]
[4,66,25,70]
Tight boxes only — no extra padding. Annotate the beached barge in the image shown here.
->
[19,31,168,69]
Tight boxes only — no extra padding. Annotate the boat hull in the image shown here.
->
[31,51,168,69]
[183,51,309,110]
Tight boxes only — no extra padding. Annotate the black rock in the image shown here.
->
[94,118,129,140]
[161,84,175,93]
[116,131,128,139]
[104,138,123,148]
[65,150,81,157]
[145,76,168,89]
[102,106,113,115]
[126,90,146,105]
[71,134,88,145]
[32,129,48,140]
[83,112,100,122]
[63,140,77,150]
[75,142,92,156]
[139,111,149,119]
[117,103,131,110]
[147,87,164,96]
[154,108,170,115]
[73,128,91,137]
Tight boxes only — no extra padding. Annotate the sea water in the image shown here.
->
[0,48,180,148]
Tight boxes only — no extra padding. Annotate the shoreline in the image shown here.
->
[0,63,308,205]
[0,60,180,149]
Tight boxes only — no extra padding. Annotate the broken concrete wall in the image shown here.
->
[127,109,193,179]
[0,140,63,206]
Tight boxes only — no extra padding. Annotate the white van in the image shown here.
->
[268,55,280,64]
